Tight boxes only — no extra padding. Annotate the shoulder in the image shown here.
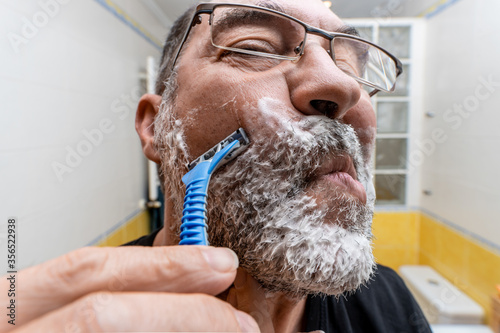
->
[339,264,416,308]
[344,264,432,332]
[371,264,410,292]
[304,264,432,333]
[352,264,424,313]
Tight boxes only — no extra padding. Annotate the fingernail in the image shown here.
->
[234,310,260,333]
[202,247,239,273]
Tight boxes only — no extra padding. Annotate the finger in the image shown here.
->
[1,246,238,328]
[12,292,260,333]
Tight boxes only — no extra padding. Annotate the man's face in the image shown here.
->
[156,0,377,296]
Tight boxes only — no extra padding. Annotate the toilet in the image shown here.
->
[399,265,493,332]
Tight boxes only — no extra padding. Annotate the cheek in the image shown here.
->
[175,67,292,159]
[174,67,242,160]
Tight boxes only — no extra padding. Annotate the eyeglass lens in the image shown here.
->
[210,5,398,92]
[211,6,305,59]
[332,37,398,91]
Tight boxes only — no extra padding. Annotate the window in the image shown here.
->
[347,19,423,206]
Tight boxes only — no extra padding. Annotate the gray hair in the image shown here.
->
[153,5,197,194]
[155,5,197,95]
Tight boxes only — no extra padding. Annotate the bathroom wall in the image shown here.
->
[372,212,420,269]
[417,0,500,252]
[0,0,162,269]
[373,0,500,324]
[399,0,457,17]
[419,213,500,325]
[97,210,150,247]
[373,211,500,324]
[4,0,497,323]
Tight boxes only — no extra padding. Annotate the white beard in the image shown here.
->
[155,96,376,298]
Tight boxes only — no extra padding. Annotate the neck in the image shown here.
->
[223,268,307,333]
[158,200,306,333]
[153,199,181,246]
[155,204,307,332]
[155,228,307,332]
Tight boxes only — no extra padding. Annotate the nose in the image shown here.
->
[286,42,361,119]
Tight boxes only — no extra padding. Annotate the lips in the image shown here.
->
[313,154,367,203]
[315,154,358,181]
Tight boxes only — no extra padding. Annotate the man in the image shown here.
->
[1,0,431,332]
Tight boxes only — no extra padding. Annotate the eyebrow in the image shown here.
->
[213,3,361,38]
[255,4,362,39]
[214,5,285,31]
[255,0,287,14]
[337,25,361,37]
[255,1,363,38]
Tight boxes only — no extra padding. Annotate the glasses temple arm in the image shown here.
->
[171,10,212,70]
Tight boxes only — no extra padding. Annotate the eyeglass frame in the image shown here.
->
[171,2,404,97]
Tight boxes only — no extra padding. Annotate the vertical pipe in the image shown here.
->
[146,56,160,203]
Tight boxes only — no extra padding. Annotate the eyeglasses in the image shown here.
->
[172,3,403,96]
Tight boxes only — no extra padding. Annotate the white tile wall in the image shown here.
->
[418,0,500,247]
[399,0,444,17]
[0,0,161,268]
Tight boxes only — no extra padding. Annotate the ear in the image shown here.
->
[136,93,163,163]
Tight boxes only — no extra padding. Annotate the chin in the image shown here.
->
[208,178,376,297]
[162,101,378,296]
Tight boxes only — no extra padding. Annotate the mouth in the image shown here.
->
[316,154,358,180]
[312,154,367,203]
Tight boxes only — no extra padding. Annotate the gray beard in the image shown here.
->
[155,97,375,298]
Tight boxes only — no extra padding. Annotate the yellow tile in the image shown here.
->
[374,212,411,224]
[137,213,150,236]
[418,251,430,266]
[419,251,438,269]
[466,241,500,303]
[438,224,468,278]
[97,210,151,247]
[408,212,420,247]
[122,210,150,244]
[100,229,125,247]
[373,212,418,248]
[373,247,417,271]
[408,247,419,265]
[419,214,443,260]
[417,212,500,325]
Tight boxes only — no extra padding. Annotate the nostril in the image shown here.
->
[310,99,339,118]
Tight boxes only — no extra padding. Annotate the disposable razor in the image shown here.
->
[180,128,250,245]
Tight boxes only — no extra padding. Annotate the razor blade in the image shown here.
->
[187,128,250,171]
[180,128,250,246]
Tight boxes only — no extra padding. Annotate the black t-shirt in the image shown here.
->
[124,230,432,333]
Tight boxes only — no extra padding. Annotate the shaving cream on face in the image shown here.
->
[205,98,376,297]
[257,97,316,143]
[154,84,191,232]
[156,93,376,297]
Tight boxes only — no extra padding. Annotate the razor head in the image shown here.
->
[187,128,250,171]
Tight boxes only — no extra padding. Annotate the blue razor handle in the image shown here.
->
[180,128,249,245]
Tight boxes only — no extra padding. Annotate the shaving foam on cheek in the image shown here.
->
[257,97,315,142]
[257,97,377,206]
[206,111,376,296]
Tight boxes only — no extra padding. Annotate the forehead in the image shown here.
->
[206,0,345,31]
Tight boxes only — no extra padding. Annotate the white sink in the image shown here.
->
[431,325,493,333]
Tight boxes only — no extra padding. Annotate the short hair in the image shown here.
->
[153,5,197,195]
[155,5,197,95]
